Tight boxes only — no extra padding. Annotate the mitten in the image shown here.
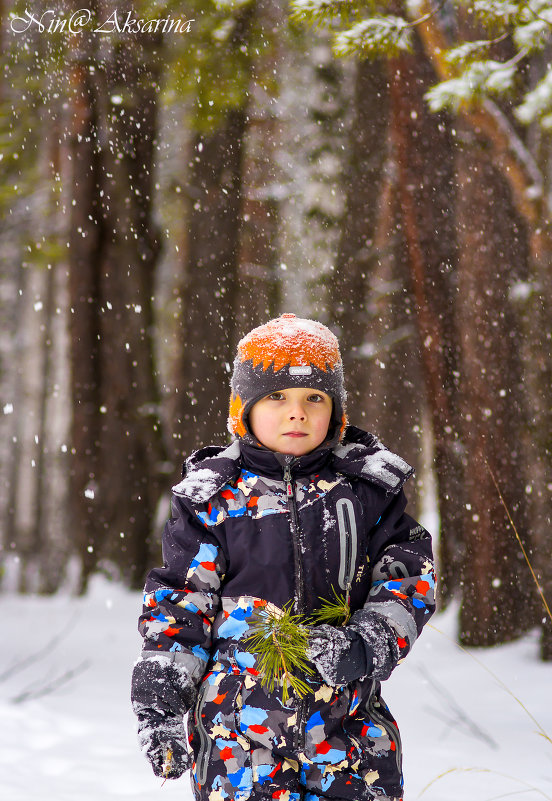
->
[136,709,192,778]
[131,655,197,779]
[307,610,398,686]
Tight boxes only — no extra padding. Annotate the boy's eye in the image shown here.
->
[307,394,324,403]
[268,392,285,401]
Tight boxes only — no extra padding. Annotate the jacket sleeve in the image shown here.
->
[348,488,436,678]
[137,493,227,685]
[308,488,435,686]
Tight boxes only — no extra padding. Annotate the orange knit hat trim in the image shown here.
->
[237,315,341,374]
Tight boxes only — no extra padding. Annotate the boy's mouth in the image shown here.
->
[284,431,308,438]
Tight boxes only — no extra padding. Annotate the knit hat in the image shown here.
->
[228,313,347,445]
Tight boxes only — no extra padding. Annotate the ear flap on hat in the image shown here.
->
[228,392,247,438]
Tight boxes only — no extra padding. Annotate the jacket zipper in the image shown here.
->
[283,460,304,613]
[336,498,357,606]
[283,460,307,753]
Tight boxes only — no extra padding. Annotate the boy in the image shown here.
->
[131,313,435,801]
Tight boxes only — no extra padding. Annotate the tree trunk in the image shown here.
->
[412,0,552,653]
[174,108,247,454]
[236,0,283,333]
[524,49,552,660]
[362,155,428,501]
[67,50,103,586]
[67,18,167,589]
[389,42,465,604]
[455,137,538,645]
[331,59,390,426]
[171,5,255,456]
[276,33,351,318]
[237,113,280,331]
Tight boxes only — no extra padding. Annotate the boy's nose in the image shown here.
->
[289,406,306,421]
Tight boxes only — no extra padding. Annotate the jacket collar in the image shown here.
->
[331,425,414,494]
[172,440,242,504]
[172,425,413,504]
[239,440,333,480]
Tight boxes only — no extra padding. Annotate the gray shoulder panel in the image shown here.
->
[332,437,413,494]
[172,440,241,504]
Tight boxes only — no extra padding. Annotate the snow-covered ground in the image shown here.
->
[1,576,551,801]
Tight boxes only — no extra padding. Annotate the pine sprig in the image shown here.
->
[332,16,413,59]
[309,587,352,626]
[245,602,313,701]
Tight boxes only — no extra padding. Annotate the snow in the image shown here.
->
[172,441,240,502]
[237,314,343,379]
[1,576,551,800]
[172,466,222,501]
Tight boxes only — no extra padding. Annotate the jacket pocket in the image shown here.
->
[193,671,247,785]
[336,498,358,601]
[367,692,402,774]
[343,682,403,795]
[193,680,211,785]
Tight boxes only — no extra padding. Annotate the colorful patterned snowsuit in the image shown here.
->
[137,426,435,801]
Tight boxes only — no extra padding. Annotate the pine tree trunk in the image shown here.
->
[331,59,390,426]
[362,156,428,498]
[170,3,256,456]
[455,137,538,645]
[236,0,283,333]
[524,50,552,660]
[67,22,167,589]
[67,53,104,587]
[176,108,247,453]
[389,43,464,604]
[237,113,280,331]
[277,32,351,318]
[0,255,26,586]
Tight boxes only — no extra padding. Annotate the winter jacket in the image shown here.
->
[133,426,435,801]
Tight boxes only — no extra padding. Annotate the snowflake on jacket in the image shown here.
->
[133,426,435,801]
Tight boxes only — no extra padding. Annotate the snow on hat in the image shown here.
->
[228,313,347,444]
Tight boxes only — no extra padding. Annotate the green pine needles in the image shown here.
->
[245,590,351,700]
[246,602,313,701]
[309,586,352,626]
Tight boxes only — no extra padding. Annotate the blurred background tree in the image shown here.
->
[1,0,550,658]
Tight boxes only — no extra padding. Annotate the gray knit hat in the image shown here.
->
[228,313,347,444]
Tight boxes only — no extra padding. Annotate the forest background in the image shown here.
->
[1,0,551,661]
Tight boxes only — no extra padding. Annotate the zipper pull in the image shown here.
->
[345,581,351,608]
[283,464,293,497]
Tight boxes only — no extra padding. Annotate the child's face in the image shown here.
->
[248,387,333,456]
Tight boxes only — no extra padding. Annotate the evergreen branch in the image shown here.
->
[469,0,527,29]
[289,0,366,27]
[406,0,448,30]
[246,603,314,701]
[309,586,351,626]
[445,35,509,67]
[332,16,413,58]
